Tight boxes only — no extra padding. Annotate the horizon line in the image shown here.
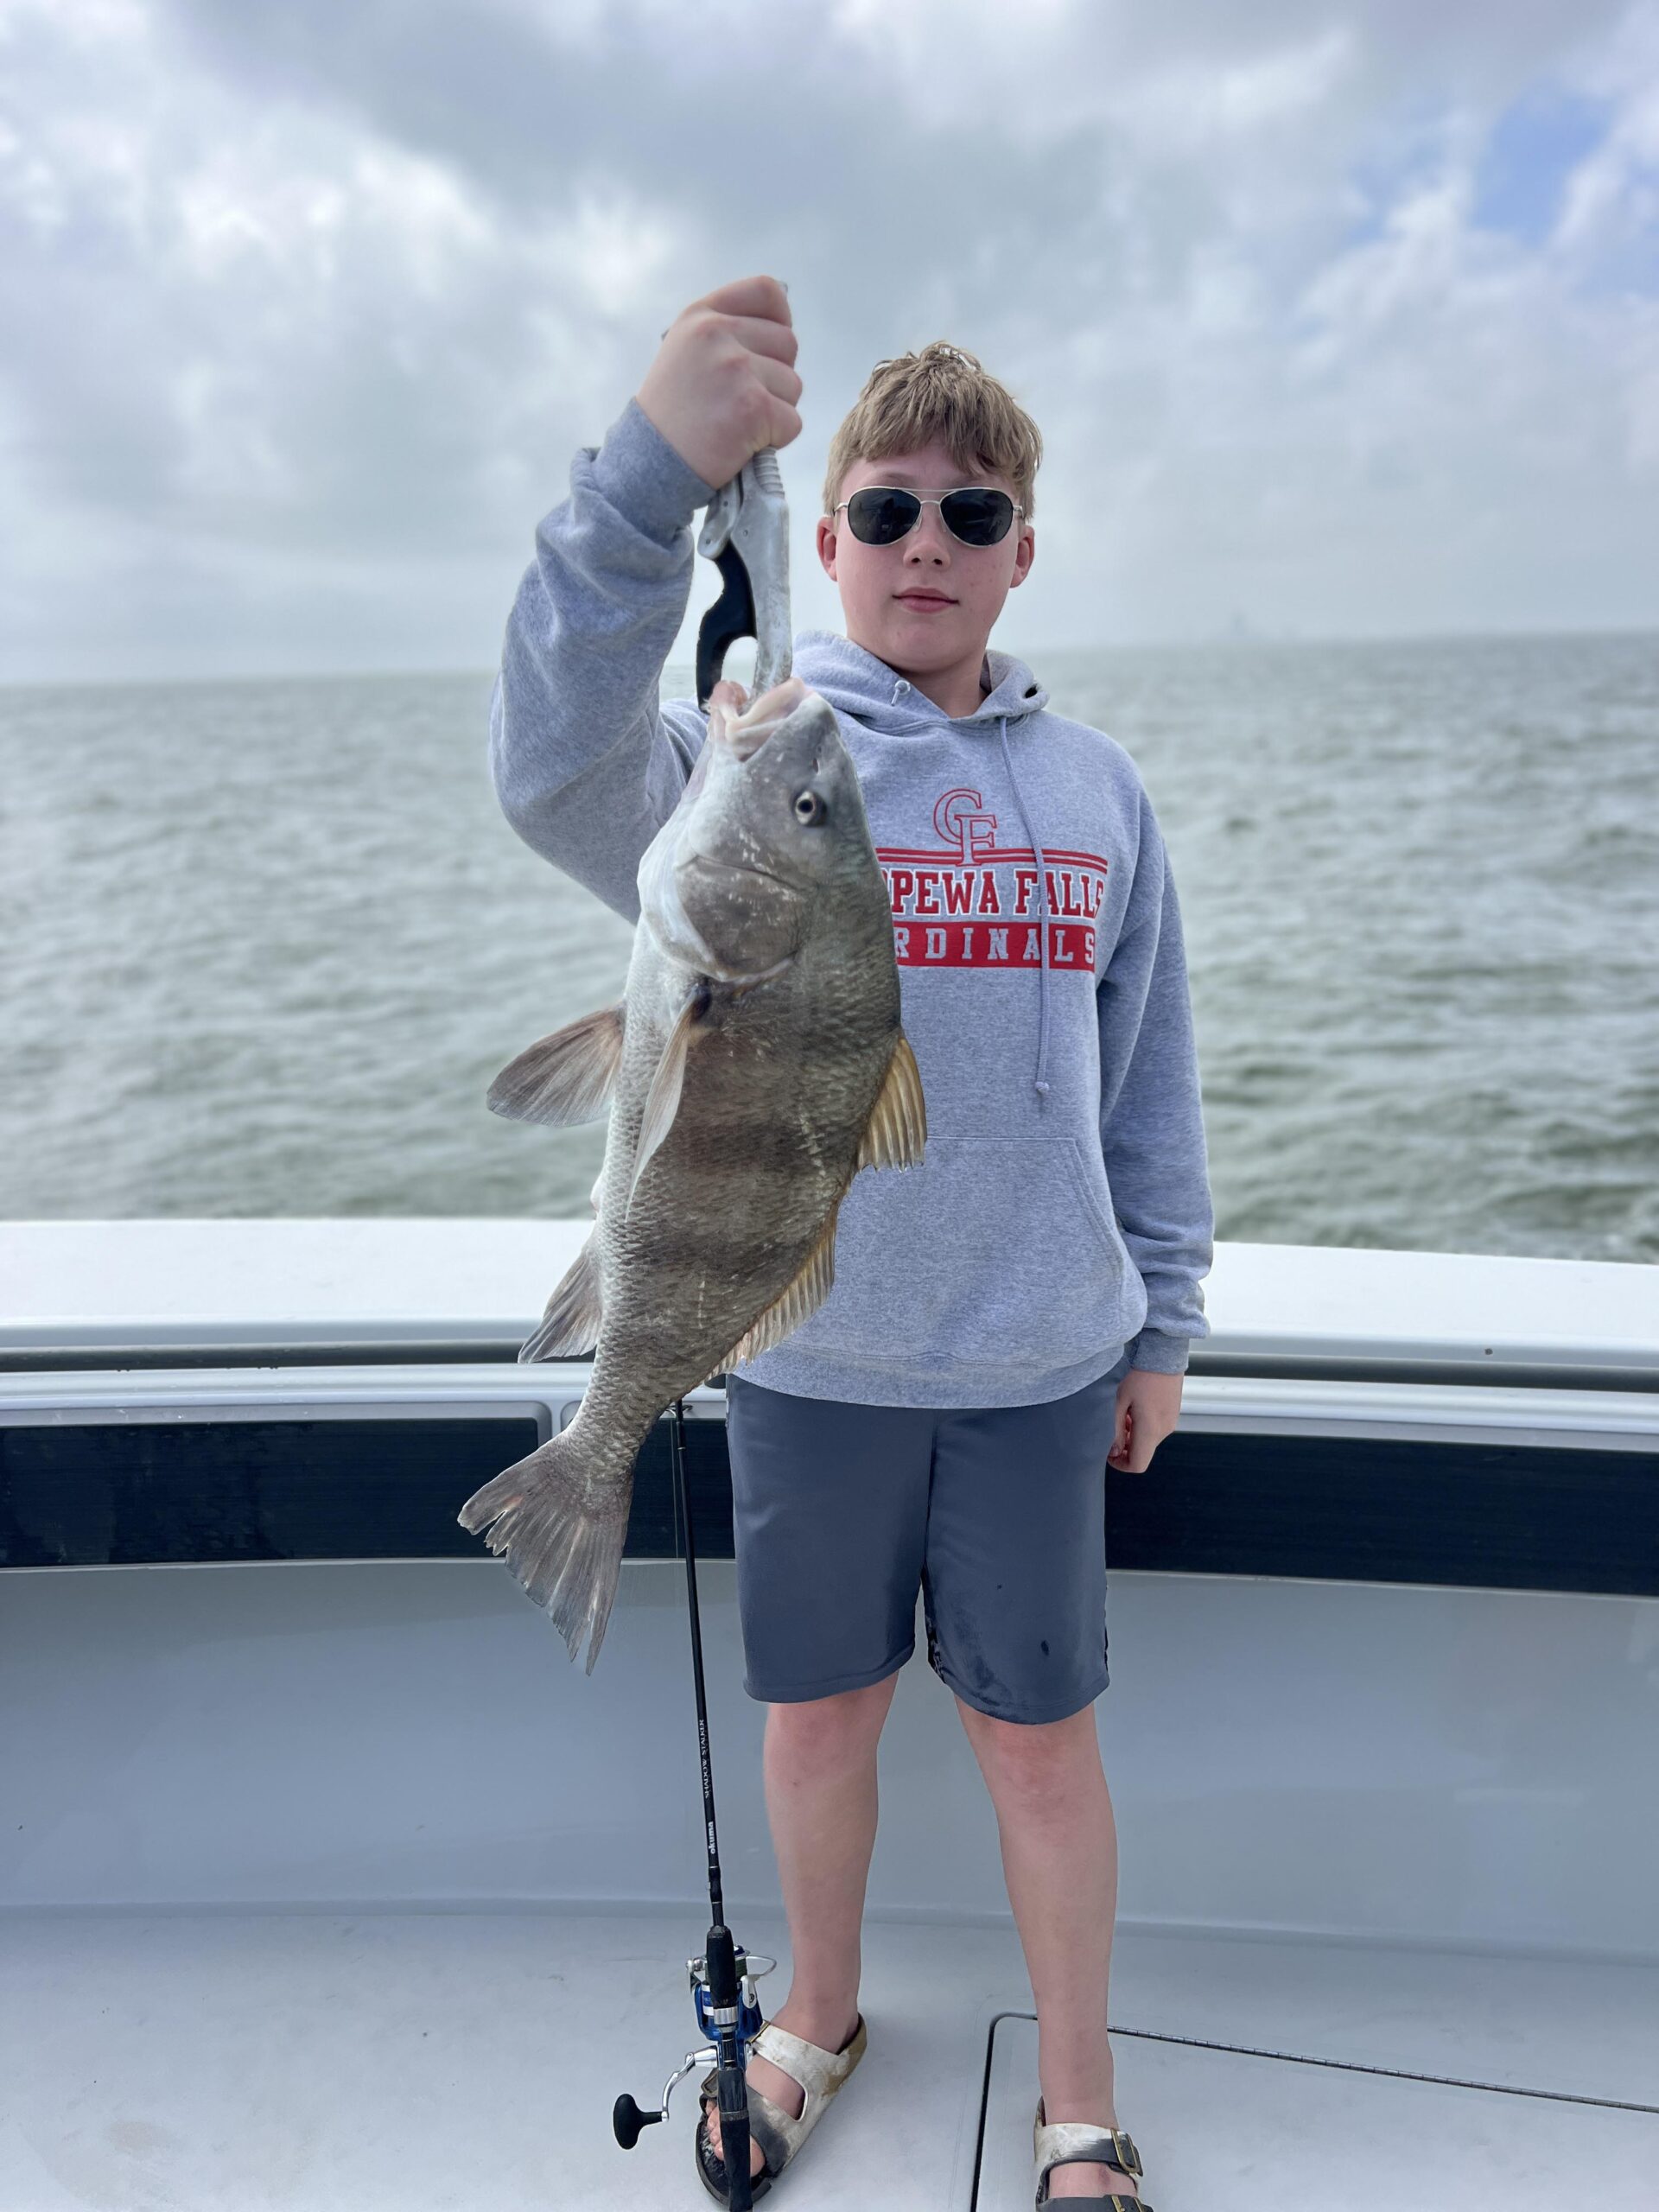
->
[3,620,1656,692]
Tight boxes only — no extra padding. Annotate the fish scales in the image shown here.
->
[600,1058,868,1397]
[458,677,926,1669]
[590,915,899,1417]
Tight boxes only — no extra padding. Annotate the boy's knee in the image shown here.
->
[766,1675,896,1766]
[957,1700,1103,1802]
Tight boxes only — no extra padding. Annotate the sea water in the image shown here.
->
[3,633,1654,1262]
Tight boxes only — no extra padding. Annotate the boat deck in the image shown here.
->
[7,1906,1656,2208]
[6,1224,1657,2206]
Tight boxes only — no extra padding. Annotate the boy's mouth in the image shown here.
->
[894,590,956,609]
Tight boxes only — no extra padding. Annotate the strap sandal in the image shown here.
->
[695,2013,868,2202]
[1033,2094,1153,2208]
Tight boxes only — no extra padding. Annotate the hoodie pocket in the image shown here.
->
[797,1132,1143,1376]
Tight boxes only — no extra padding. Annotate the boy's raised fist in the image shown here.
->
[635,274,802,492]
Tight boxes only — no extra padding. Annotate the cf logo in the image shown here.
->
[933,787,997,864]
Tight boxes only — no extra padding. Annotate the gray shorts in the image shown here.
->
[722,1349,1132,1726]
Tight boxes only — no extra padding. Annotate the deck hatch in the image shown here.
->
[972,2010,1658,2207]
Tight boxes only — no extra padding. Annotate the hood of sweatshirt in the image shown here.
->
[791,627,1050,735]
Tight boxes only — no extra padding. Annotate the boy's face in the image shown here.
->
[816,436,1034,680]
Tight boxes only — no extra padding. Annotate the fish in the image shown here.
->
[457,675,926,1670]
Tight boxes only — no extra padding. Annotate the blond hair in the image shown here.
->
[821,340,1042,521]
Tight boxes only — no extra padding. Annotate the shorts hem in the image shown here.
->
[932,1661,1110,1726]
[744,1643,915,1706]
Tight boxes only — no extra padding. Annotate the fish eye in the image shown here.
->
[793,788,826,826]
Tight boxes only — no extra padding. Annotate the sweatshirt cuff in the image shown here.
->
[587,395,721,543]
[1127,1330,1191,1375]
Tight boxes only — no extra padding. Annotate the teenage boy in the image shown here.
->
[489,274,1212,2208]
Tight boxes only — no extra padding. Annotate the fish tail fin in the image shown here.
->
[457,1429,627,1673]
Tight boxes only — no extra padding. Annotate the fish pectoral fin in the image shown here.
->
[517,1227,604,1363]
[625,989,701,1215]
[707,1198,842,1382]
[855,1029,927,1173]
[487,1004,625,1126]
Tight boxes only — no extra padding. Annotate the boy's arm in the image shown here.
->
[488,396,720,923]
[1096,789,1216,1375]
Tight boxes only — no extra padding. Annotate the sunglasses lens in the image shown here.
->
[846,488,921,544]
[939,489,1014,545]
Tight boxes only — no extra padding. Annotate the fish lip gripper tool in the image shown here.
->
[696,447,791,708]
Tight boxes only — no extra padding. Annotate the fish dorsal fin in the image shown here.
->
[487,1005,625,1127]
[517,1226,604,1363]
[855,1031,927,1173]
[626,989,700,1215]
[706,1198,842,1382]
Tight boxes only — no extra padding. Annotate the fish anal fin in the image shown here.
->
[488,1005,625,1127]
[517,1228,604,1363]
[855,1030,927,1173]
[705,1198,842,1382]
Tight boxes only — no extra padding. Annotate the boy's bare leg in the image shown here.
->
[704,1673,898,2181]
[956,1698,1135,2202]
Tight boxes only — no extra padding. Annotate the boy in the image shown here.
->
[489,274,1213,2207]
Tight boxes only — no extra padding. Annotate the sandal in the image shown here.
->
[1033,2095,1153,2208]
[695,2014,868,2202]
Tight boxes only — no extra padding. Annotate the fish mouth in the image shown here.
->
[680,854,791,890]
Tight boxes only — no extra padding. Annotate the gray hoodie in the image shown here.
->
[490,397,1214,1408]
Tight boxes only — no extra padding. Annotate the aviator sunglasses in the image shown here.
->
[834,484,1025,549]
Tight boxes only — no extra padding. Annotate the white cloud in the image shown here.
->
[1556,11,1659,251]
[0,0,1655,677]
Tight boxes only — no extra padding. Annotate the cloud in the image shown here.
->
[0,0,1655,677]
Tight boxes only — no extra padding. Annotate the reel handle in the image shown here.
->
[612,2094,663,2151]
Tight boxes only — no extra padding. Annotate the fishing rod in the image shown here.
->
[611,1394,773,2210]
[613,442,791,2204]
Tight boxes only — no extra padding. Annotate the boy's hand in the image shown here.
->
[1108,1370,1184,1475]
[636,274,802,491]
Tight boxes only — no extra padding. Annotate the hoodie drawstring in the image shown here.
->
[873,670,1052,1100]
[998,712,1052,1098]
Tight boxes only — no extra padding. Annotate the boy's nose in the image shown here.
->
[904,512,953,563]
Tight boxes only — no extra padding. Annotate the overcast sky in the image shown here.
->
[1,0,1656,682]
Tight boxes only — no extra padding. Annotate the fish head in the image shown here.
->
[639,679,868,982]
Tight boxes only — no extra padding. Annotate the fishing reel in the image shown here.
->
[693,1935,772,2047]
[613,1936,776,2147]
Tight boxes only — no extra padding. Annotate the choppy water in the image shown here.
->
[3,634,1656,1263]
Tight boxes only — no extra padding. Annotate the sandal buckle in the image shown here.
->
[1109,2128,1141,2177]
